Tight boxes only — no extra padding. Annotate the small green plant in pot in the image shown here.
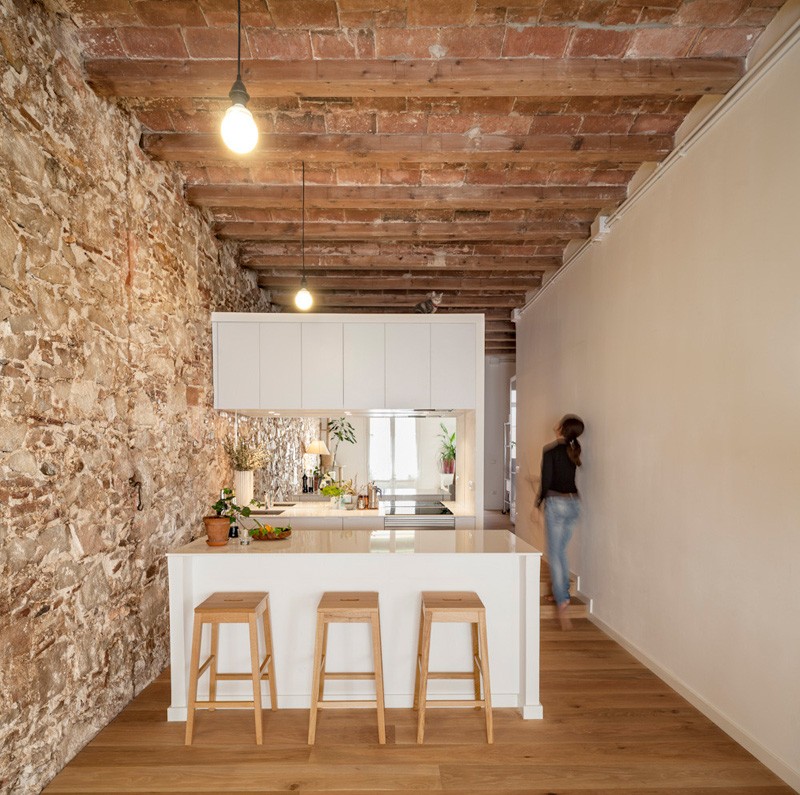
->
[438,422,456,475]
[203,488,265,546]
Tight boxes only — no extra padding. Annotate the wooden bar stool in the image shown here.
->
[413,591,493,744]
[308,591,386,745]
[185,592,277,745]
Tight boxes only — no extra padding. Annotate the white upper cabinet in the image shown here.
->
[214,321,260,410]
[213,314,480,412]
[385,323,431,409]
[259,322,301,410]
[430,323,477,409]
[343,323,385,408]
[301,323,343,409]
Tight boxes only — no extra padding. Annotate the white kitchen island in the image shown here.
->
[166,528,542,721]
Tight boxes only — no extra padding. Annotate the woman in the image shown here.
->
[536,414,585,630]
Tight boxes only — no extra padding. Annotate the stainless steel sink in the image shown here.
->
[256,509,285,516]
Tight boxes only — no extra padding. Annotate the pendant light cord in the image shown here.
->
[301,161,306,281]
[236,0,242,81]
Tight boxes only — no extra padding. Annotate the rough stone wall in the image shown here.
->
[0,2,314,792]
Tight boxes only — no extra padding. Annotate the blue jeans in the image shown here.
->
[544,496,580,606]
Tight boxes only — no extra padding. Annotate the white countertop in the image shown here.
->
[247,500,475,519]
[169,528,539,556]
[255,503,385,518]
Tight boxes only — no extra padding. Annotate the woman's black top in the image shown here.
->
[536,441,578,506]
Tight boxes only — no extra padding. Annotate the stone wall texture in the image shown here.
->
[0,3,317,792]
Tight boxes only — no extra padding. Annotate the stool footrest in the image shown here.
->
[192,700,256,709]
[317,700,379,710]
[323,672,376,680]
[426,671,476,680]
[423,699,486,708]
[215,672,272,681]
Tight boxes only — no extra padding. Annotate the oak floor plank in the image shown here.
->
[45,763,443,793]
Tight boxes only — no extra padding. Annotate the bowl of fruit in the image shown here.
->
[249,524,292,541]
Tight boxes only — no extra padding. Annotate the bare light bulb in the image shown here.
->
[295,285,313,311]
[221,103,258,154]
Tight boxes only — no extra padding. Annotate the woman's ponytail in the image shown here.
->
[566,437,582,467]
[559,415,585,467]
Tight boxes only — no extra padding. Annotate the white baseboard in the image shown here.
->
[588,612,800,793]
[520,703,543,719]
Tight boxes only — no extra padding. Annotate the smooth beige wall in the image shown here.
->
[516,34,800,787]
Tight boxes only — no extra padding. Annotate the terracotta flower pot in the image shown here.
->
[203,516,230,547]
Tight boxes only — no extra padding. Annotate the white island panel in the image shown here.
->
[167,529,541,721]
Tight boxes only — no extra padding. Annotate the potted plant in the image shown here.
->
[326,417,357,467]
[320,478,356,508]
[203,488,265,546]
[438,422,456,475]
[224,431,270,507]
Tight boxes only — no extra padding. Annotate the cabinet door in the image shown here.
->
[259,323,301,409]
[385,323,430,408]
[430,323,476,409]
[343,323,385,408]
[214,322,260,409]
[302,323,343,409]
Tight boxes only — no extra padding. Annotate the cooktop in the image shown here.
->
[382,501,453,516]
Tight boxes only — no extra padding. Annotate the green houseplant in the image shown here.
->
[203,488,264,546]
[326,417,357,465]
[438,422,456,475]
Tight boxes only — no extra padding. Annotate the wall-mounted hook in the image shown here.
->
[129,477,144,511]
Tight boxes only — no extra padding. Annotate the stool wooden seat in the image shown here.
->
[413,591,493,744]
[185,592,277,745]
[308,591,386,745]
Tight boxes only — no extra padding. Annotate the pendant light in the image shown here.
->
[294,161,313,311]
[220,0,258,154]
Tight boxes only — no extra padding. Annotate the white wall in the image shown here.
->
[516,31,800,789]
[484,357,515,510]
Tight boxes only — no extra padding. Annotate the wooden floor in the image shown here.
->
[44,519,791,793]
[44,633,791,793]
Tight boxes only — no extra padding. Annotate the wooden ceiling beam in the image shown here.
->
[143,131,672,165]
[241,241,564,257]
[257,275,541,290]
[188,184,626,211]
[218,221,587,241]
[269,306,513,320]
[242,255,561,272]
[251,268,549,278]
[87,58,743,99]
[268,293,524,308]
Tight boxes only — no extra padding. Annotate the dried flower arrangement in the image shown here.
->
[224,431,270,471]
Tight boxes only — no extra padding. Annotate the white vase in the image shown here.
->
[233,470,254,507]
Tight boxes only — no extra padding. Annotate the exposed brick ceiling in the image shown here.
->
[62,0,783,354]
